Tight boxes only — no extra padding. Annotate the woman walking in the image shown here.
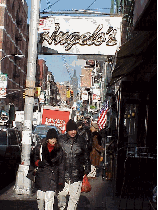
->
[34,128,65,210]
[87,122,105,178]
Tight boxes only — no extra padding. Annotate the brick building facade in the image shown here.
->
[56,82,67,102]
[36,59,48,91]
[0,0,28,111]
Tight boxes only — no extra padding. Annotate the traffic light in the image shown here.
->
[66,90,70,98]
[70,90,73,98]
[9,104,15,122]
[23,92,25,98]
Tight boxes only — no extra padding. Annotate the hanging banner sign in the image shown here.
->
[82,91,88,101]
[38,16,122,55]
[92,89,101,102]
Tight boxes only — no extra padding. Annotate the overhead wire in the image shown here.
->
[43,0,61,12]
[86,0,97,10]
[41,0,111,14]
[61,56,78,90]
[61,56,73,80]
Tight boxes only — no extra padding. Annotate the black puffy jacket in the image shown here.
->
[34,142,65,192]
[58,133,91,184]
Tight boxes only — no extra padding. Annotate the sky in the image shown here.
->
[25,0,111,83]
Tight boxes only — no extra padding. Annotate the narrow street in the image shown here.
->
[0,0,156,210]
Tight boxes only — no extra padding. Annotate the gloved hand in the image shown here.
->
[58,183,64,192]
[84,169,90,176]
[38,161,45,168]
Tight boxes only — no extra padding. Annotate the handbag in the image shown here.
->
[27,145,42,182]
[26,166,38,182]
[81,174,92,193]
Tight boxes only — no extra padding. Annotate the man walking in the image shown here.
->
[58,119,90,210]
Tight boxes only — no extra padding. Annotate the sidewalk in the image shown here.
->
[0,176,153,210]
[0,176,119,210]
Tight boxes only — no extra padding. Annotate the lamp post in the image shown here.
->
[14,0,40,195]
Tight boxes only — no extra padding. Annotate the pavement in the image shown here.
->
[0,176,155,210]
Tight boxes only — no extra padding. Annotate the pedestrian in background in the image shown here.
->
[34,128,65,210]
[77,120,92,158]
[87,122,105,178]
[58,119,91,210]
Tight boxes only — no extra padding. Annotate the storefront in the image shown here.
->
[108,27,156,196]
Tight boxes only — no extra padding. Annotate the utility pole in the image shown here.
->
[14,0,40,195]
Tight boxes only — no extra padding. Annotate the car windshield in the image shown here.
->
[0,131,7,145]
[34,126,57,135]
[1,116,8,121]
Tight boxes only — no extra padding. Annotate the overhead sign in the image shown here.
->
[38,16,122,55]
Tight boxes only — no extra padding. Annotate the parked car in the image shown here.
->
[0,128,22,172]
[32,124,61,146]
[0,115,9,126]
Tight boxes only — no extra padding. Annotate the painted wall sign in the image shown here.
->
[38,16,122,55]
[42,108,71,133]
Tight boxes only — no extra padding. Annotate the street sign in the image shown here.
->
[38,16,122,55]
[0,74,7,98]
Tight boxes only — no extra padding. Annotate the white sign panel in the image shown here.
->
[82,91,88,101]
[38,16,122,55]
[92,89,101,102]
[0,74,7,98]
[39,92,45,103]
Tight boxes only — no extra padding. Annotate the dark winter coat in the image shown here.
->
[90,132,104,167]
[58,133,91,184]
[77,125,92,154]
[34,142,65,192]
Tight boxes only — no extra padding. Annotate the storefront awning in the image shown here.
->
[110,31,156,85]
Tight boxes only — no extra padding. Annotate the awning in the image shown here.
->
[110,31,156,85]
